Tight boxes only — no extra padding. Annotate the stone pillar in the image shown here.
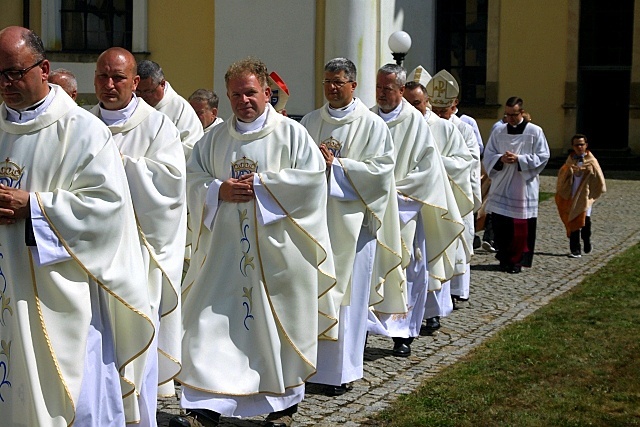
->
[324,0,379,108]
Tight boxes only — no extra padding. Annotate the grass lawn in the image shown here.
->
[373,243,640,426]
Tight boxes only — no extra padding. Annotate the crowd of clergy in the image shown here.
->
[0,25,559,427]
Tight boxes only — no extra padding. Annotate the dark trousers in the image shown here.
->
[569,216,591,254]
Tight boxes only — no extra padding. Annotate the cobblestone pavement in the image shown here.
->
[157,171,640,426]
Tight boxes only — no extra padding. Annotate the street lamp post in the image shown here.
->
[388,30,412,66]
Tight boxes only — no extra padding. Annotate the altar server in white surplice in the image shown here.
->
[404,66,473,331]
[428,70,482,304]
[301,58,406,396]
[0,26,154,426]
[91,47,186,426]
[367,64,464,357]
[172,58,337,427]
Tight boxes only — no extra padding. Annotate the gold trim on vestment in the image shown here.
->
[257,173,339,338]
[28,251,76,427]
[251,198,317,371]
[35,193,156,400]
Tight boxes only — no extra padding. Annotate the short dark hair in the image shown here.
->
[404,81,426,94]
[189,89,219,109]
[24,28,46,61]
[505,96,524,109]
[571,134,588,144]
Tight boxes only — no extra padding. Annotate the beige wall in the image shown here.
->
[146,1,215,100]
[499,0,569,153]
[0,1,23,30]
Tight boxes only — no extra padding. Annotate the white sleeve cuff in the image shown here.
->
[329,159,359,200]
[29,193,72,266]
[254,174,287,225]
[397,194,421,224]
[203,180,222,230]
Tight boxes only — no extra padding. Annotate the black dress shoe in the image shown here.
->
[325,383,352,396]
[265,404,297,426]
[392,342,411,357]
[169,409,220,427]
[425,316,441,331]
[507,265,522,274]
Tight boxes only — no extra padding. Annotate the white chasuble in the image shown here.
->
[373,100,464,290]
[92,100,187,396]
[179,105,336,403]
[155,81,204,161]
[425,111,474,273]
[0,86,154,425]
[301,100,406,315]
[483,123,550,220]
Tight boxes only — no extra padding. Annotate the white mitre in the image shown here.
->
[426,69,459,108]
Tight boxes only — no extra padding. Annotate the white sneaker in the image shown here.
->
[569,252,582,258]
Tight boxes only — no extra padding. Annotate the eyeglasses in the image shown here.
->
[322,79,353,88]
[504,112,522,118]
[0,59,45,82]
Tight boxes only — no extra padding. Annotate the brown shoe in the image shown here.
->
[264,413,294,427]
[169,409,220,427]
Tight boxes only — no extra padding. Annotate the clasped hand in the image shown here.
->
[0,184,30,225]
[501,151,518,164]
[319,144,335,170]
[219,173,255,203]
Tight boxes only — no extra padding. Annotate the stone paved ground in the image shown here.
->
[157,170,640,426]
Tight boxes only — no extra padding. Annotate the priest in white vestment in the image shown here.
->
[136,60,203,161]
[404,67,473,330]
[483,97,550,274]
[92,47,187,426]
[188,88,224,134]
[0,26,154,426]
[367,64,464,356]
[301,58,406,395]
[427,70,482,303]
[172,58,337,427]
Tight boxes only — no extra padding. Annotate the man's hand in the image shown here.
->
[0,184,30,225]
[219,173,255,203]
[501,151,519,164]
[319,144,335,170]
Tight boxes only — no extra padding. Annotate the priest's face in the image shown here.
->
[376,71,404,113]
[94,49,139,111]
[432,105,455,120]
[403,86,428,116]
[135,77,165,107]
[227,73,270,123]
[323,70,356,109]
[189,98,217,128]
[0,27,50,110]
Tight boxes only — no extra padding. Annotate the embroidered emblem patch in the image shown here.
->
[321,136,342,157]
[231,156,258,179]
[0,158,25,189]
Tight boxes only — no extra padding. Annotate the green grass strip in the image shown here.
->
[374,243,640,426]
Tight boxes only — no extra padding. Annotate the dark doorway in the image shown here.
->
[577,0,633,151]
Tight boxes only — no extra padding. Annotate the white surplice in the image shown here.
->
[0,85,153,426]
